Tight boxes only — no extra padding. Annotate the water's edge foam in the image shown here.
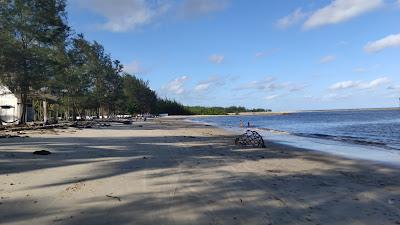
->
[186,118,400,166]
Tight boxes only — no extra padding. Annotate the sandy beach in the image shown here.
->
[1,118,400,225]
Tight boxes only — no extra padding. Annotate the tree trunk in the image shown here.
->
[43,99,48,124]
[54,105,58,123]
[66,97,70,121]
[19,93,27,125]
[72,101,77,121]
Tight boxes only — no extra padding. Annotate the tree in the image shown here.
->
[155,98,191,115]
[60,34,93,120]
[121,74,158,114]
[0,0,70,124]
[56,35,125,120]
[90,41,124,117]
[0,0,201,123]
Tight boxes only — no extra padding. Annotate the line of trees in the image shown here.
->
[0,0,191,124]
[186,106,271,115]
[0,0,270,125]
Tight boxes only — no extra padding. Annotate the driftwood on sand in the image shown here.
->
[1,123,71,132]
[1,120,117,132]
[0,119,135,139]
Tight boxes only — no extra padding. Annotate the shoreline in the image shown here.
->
[164,111,292,118]
[185,117,400,167]
[1,118,400,224]
[185,115,400,167]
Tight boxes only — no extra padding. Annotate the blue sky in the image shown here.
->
[67,0,400,111]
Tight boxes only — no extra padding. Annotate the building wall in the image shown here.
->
[0,86,20,124]
[0,85,36,124]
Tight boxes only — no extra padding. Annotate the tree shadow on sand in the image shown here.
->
[1,123,400,225]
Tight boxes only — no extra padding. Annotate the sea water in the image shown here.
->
[190,109,400,165]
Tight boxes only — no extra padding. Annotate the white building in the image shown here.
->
[0,85,34,124]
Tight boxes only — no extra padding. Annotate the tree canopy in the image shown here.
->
[0,0,269,124]
[0,0,70,122]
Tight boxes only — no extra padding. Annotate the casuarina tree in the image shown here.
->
[0,0,69,124]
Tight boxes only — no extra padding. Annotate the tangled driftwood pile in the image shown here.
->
[235,130,266,148]
[1,123,70,132]
[0,119,136,137]
[65,121,112,128]
[0,134,24,139]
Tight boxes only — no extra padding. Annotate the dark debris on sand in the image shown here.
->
[33,150,52,155]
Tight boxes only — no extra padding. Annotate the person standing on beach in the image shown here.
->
[240,120,243,128]
[248,122,251,128]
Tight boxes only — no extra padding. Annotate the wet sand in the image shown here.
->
[1,118,400,225]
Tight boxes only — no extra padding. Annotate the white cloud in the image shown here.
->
[329,77,390,91]
[124,60,144,74]
[303,93,352,101]
[161,75,233,100]
[194,75,227,92]
[330,80,361,90]
[255,52,265,58]
[179,0,229,18]
[319,55,336,64]
[76,0,169,32]
[162,76,189,95]
[209,54,225,64]
[385,94,400,99]
[303,94,316,100]
[388,85,400,91]
[367,77,390,88]
[289,84,307,92]
[276,8,307,29]
[235,77,277,91]
[235,77,305,94]
[74,0,230,32]
[264,94,283,100]
[194,83,211,92]
[303,0,383,29]
[353,67,367,73]
[255,48,279,59]
[322,93,352,100]
[353,64,381,73]
[364,33,400,53]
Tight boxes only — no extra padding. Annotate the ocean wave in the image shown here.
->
[255,126,399,151]
[254,127,290,135]
[292,132,400,150]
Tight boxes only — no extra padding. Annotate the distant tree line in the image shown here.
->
[185,106,271,115]
[0,0,270,124]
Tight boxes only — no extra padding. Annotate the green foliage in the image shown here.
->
[121,74,158,114]
[155,99,192,115]
[0,0,70,123]
[186,106,227,115]
[185,106,271,115]
[49,34,126,120]
[0,0,270,121]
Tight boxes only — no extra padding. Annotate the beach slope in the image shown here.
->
[1,118,400,225]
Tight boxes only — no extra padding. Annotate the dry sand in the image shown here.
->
[1,118,400,225]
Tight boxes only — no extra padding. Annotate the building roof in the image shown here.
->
[0,85,12,96]
[0,85,58,102]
